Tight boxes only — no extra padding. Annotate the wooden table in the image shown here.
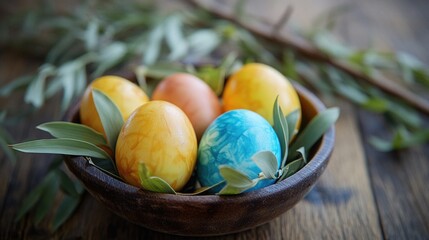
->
[1,0,428,239]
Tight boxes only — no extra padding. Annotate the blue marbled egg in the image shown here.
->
[197,109,281,192]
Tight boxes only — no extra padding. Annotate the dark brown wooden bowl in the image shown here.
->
[64,83,335,236]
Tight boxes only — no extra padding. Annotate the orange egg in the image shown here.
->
[152,73,222,140]
[115,101,198,191]
[79,76,149,136]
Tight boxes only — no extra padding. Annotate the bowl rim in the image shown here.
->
[64,82,335,204]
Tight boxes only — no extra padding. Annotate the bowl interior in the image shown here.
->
[64,83,335,236]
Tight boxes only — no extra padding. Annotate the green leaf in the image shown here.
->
[369,128,429,151]
[362,98,389,112]
[217,166,259,194]
[0,75,34,97]
[134,65,148,93]
[57,170,80,197]
[92,89,124,151]
[143,62,188,79]
[218,184,255,195]
[218,165,255,188]
[220,52,240,76]
[51,194,81,231]
[387,101,421,129]
[187,29,221,58]
[282,51,299,80]
[34,174,60,225]
[93,42,128,77]
[24,64,56,108]
[165,15,188,60]
[15,171,56,222]
[11,138,112,160]
[289,107,339,160]
[272,96,289,167]
[74,67,87,98]
[278,147,307,181]
[86,157,121,179]
[251,151,278,179]
[143,24,164,65]
[296,147,308,164]
[46,32,76,63]
[177,181,225,196]
[0,126,16,164]
[138,163,176,194]
[313,30,353,58]
[197,66,226,95]
[37,121,107,146]
[84,20,99,51]
[286,110,300,143]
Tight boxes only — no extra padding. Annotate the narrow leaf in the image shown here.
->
[252,151,278,179]
[165,15,188,60]
[84,20,99,51]
[92,89,124,151]
[286,110,300,142]
[0,75,34,96]
[34,174,60,225]
[134,65,148,93]
[289,107,339,160]
[218,183,255,195]
[51,195,81,231]
[138,163,176,194]
[143,24,164,65]
[14,173,56,222]
[197,66,226,95]
[187,29,221,58]
[11,138,112,160]
[57,170,80,197]
[295,147,308,164]
[177,181,225,196]
[218,165,254,188]
[93,42,128,77]
[37,121,107,146]
[279,148,307,181]
[86,157,121,179]
[24,64,55,108]
[0,127,16,164]
[272,96,289,167]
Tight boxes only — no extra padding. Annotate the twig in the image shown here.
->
[188,0,429,115]
[271,5,293,37]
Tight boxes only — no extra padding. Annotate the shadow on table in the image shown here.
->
[304,183,353,205]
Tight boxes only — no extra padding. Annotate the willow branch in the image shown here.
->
[189,0,429,115]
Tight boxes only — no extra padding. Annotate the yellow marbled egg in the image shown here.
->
[115,100,197,191]
[222,63,302,134]
[79,75,149,136]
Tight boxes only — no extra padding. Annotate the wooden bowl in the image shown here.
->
[64,83,335,236]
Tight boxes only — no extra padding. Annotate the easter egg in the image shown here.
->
[79,75,149,135]
[115,101,198,191]
[152,73,222,140]
[197,109,281,192]
[222,63,301,134]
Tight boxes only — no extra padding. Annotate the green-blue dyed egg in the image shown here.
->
[197,109,281,192]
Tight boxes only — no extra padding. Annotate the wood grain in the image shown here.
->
[0,52,60,239]
[340,0,429,238]
[276,101,382,240]
[1,0,429,239]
